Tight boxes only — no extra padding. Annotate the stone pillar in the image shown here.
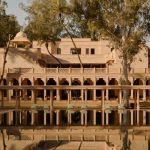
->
[106,113,109,125]
[44,112,47,125]
[68,112,71,125]
[106,80,109,100]
[57,89,60,101]
[19,111,22,125]
[81,89,84,102]
[102,90,105,126]
[31,112,35,125]
[50,90,53,126]
[8,111,13,125]
[93,110,96,125]
[130,110,133,125]
[8,80,11,101]
[143,89,146,101]
[94,89,96,101]
[143,111,146,125]
[81,112,84,125]
[119,113,122,125]
[93,78,96,101]
[68,90,71,104]
[56,78,60,101]
[85,112,87,125]
[31,90,35,103]
[56,110,60,126]
[143,79,146,101]
[137,89,140,125]
[119,90,122,104]
[44,90,47,101]
[85,89,87,103]
[130,79,134,99]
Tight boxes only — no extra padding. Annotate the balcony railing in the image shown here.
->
[7,67,150,75]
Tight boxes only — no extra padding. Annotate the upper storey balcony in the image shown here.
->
[7,67,150,75]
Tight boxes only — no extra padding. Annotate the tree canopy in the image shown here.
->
[0,0,20,47]
[22,0,67,42]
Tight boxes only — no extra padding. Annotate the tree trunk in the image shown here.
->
[0,35,12,150]
[121,56,129,150]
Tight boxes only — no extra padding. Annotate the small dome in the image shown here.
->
[15,31,27,38]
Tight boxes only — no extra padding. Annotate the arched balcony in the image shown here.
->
[84,79,93,100]
[21,78,32,100]
[96,78,106,100]
[109,78,118,100]
[46,78,56,100]
[34,78,44,100]
[71,79,81,100]
[59,79,69,100]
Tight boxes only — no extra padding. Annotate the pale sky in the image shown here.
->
[5,0,29,26]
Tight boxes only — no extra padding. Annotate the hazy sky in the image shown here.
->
[5,0,29,26]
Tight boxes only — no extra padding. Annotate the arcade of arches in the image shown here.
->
[0,77,150,127]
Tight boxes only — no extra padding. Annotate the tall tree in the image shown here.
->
[66,0,150,149]
[22,0,66,42]
[0,0,20,47]
[21,0,68,66]
[0,1,20,149]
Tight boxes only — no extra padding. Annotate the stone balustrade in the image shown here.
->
[7,67,150,74]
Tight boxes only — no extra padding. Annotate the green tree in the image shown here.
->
[22,0,66,42]
[66,0,150,149]
[21,0,68,65]
[0,1,20,150]
[0,0,20,47]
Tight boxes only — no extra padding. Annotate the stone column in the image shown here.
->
[106,113,109,125]
[31,78,35,103]
[68,112,71,125]
[56,110,60,126]
[130,110,133,125]
[143,89,146,101]
[8,111,13,125]
[81,112,84,125]
[93,110,96,125]
[93,78,96,101]
[119,89,122,104]
[31,112,35,125]
[85,112,87,125]
[106,80,109,100]
[50,90,53,126]
[44,112,47,125]
[44,78,46,101]
[137,89,140,125]
[130,79,134,99]
[85,89,87,103]
[81,79,84,102]
[119,113,122,125]
[81,89,84,102]
[102,90,105,126]
[94,89,96,101]
[8,80,11,101]
[56,78,60,101]
[68,90,71,104]
[143,111,146,125]
[143,79,146,101]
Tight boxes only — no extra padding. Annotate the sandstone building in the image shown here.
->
[0,31,150,128]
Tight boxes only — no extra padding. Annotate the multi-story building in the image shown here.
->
[1,31,150,149]
[0,31,150,128]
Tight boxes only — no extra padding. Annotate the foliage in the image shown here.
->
[66,0,150,63]
[22,0,67,42]
[0,0,20,47]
